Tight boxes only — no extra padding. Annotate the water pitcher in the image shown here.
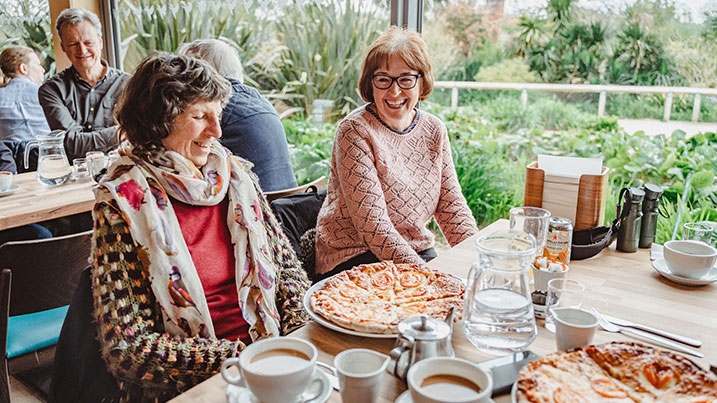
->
[24,131,72,186]
[463,230,537,355]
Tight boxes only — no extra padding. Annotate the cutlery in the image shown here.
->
[599,313,702,347]
[591,309,704,358]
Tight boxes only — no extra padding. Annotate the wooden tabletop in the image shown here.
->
[170,219,717,403]
[0,172,96,230]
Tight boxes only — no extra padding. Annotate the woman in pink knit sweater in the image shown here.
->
[314,27,478,279]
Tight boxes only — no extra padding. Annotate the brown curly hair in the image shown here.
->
[114,52,231,161]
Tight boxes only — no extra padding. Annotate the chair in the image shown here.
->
[264,176,327,202]
[0,229,93,401]
[269,179,328,281]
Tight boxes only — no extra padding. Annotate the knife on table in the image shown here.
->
[601,313,702,347]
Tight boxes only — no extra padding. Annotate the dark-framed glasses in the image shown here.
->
[371,74,422,90]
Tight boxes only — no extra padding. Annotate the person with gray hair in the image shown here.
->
[39,7,131,161]
[178,39,297,192]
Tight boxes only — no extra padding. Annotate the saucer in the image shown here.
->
[395,390,497,403]
[0,184,20,197]
[226,369,331,403]
[652,258,717,286]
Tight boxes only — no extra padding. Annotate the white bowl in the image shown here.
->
[663,240,717,279]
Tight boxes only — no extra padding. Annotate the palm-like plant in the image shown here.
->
[256,0,387,119]
[0,0,54,76]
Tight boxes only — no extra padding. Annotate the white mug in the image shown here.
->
[553,308,598,351]
[0,171,12,192]
[321,348,389,403]
[220,337,328,403]
[407,357,493,403]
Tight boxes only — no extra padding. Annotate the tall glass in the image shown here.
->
[463,230,537,356]
[509,206,551,259]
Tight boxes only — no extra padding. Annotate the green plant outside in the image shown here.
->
[286,96,716,246]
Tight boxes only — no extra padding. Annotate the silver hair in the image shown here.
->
[55,8,103,41]
[178,39,244,83]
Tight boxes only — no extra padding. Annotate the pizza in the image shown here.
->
[515,341,717,402]
[309,261,464,334]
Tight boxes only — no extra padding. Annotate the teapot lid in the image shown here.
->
[397,315,451,340]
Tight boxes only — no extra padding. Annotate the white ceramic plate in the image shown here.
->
[652,258,717,286]
[0,184,20,197]
[303,278,397,339]
[511,382,518,403]
[226,369,332,403]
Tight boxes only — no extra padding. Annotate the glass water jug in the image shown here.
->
[24,131,72,186]
[463,230,537,356]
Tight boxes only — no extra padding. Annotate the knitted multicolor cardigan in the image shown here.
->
[89,169,310,402]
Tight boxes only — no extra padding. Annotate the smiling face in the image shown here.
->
[161,100,223,167]
[60,20,103,73]
[372,54,422,132]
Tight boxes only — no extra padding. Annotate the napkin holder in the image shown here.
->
[524,161,609,231]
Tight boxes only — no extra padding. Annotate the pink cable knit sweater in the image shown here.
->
[314,105,478,274]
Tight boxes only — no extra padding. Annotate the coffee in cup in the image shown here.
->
[0,171,12,192]
[407,357,493,403]
[221,337,328,403]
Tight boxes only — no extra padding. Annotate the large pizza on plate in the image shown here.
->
[308,261,464,334]
[515,341,717,402]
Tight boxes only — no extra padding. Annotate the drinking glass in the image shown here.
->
[509,207,551,258]
[72,158,91,183]
[683,221,716,248]
[545,278,585,333]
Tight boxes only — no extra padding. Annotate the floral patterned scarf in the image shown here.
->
[95,141,281,340]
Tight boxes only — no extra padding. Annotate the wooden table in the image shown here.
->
[170,219,717,403]
[0,172,96,230]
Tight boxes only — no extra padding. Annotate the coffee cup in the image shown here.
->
[553,308,598,351]
[407,357,493,403]
[0,171,12,192]
[663,239,717,279]
[327,348,389,403]
[220,336,328,403]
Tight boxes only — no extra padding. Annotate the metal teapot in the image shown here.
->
[387,307,455,383]
[23,131,71,186]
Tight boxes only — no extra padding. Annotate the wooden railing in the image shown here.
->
[434,81,717,123]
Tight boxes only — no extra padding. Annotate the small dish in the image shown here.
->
[652,258,717,286]
[226,369,332,403]
[0,184,20,197]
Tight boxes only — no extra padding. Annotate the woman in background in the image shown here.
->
[90,53,309,400]
[0,45,51,169]
[314,27,478,278]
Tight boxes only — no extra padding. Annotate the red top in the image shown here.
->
[172,197,251,344]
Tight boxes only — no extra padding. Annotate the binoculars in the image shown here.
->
[616,184,664,253]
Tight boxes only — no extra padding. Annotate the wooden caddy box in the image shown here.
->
[523,161,610,231]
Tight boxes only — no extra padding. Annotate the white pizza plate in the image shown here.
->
[0,184,20,197]
[303,277,398,339]
[652,258,717,286]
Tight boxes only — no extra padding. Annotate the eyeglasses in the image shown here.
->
[371,74,422,90]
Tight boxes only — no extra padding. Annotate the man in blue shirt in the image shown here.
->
[178,39,298,192]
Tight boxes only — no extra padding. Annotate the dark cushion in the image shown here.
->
[270,187,327,255]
